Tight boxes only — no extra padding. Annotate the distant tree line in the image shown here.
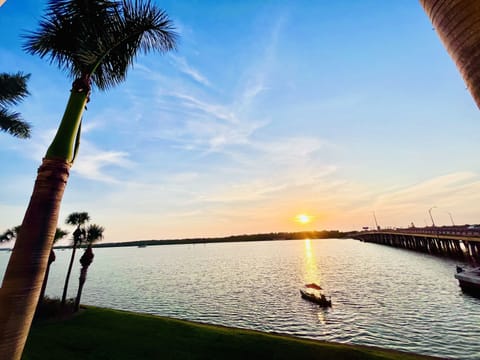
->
[89,230,347,249]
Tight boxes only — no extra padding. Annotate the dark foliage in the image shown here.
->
[34,297,76,321]
[0,72,31,138]
[0,72,30,106]
[23,0,177,90]
[90,230,347,248]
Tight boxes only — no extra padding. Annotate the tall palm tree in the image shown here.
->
[61,211,90,306]
[37,228,69,307]
[0,1,177,358]
[419,0,480,108]
[74,224,104,312]
[0,72,31,138]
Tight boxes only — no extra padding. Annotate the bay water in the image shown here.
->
[1,238,479,359]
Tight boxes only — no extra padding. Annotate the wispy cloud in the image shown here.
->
[81,120,103,134]
[169,55,211,87]
[359,172,480,227]
[242,82,268,104]
[6,128,56,162]
[73,140,133,183]
[7,124,133,184]
[127,14,287,155]
[374,172,480,208]
[252,137,326,162]
[170,92,236,123]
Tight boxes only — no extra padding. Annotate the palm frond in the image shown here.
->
[54,228,69,243]
[0,108,31,138]
[12,226,22,236]
[23,0,120,79]
[23,0,177,91]
[91,0,177,90]
[65,211,90,226]
[0,226,21,243]
[0,230,14,243]
[86,224,104,244]
[0,72,30,106]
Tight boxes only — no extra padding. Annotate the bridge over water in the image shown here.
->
[351,226,480,263]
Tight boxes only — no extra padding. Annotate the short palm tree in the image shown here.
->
[0,72,31,138]
[38,228,69,307]
[0,226,21,244]
[74,224,104,312]
[62,211,90,306]
[0,1,177,358]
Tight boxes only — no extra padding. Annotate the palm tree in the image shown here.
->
[74,224,104,312]
[0,226,21,244]
[61,211,90,306]
[37,228,69,307]
[419,0,480,108]
[0,1,177,358]
[0,72,31,138]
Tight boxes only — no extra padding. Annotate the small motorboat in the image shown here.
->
[455,266,480,296]
[300,283,332,307]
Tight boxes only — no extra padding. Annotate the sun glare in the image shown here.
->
[296,213,312,224]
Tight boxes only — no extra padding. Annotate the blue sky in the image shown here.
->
[1,1,479,244]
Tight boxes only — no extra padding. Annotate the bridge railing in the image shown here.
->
[362,226,480,238]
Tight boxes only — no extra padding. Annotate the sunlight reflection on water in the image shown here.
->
[1,238,479,359]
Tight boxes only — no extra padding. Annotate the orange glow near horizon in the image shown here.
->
[296,213,312,224]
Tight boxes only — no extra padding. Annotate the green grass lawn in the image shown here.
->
[23,306,439,360]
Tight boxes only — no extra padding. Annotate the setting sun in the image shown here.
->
[296,214,312,224]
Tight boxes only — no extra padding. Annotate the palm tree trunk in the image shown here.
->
[37,249,56,310]
[419,0,480,108]
[74,266,88,312]
[0,84,87,360]
[75,245,94,312]
[61,242,77,306]
[0,158,71,360]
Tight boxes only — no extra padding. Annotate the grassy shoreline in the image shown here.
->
[23,306,440,360]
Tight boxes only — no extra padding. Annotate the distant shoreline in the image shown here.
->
[67,230,349,249]
[0,231,353,251]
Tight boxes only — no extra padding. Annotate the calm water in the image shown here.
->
[1,238,479,359]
